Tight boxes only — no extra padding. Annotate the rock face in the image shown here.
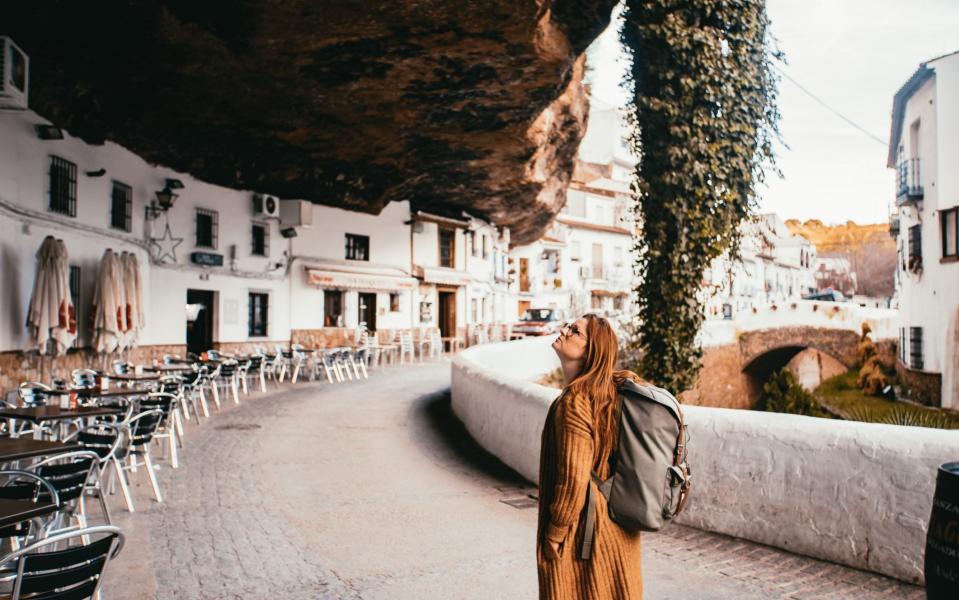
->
[7,1,615,245]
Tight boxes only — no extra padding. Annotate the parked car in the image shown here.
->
[513,308,566,336]
[802,288,847,302]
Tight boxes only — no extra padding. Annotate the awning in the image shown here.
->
[306,267,416,291]
[414,265,472,287]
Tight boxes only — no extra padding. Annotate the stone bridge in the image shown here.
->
[685,302,898,408]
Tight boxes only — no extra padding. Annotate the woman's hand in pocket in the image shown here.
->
[544,539,562,561]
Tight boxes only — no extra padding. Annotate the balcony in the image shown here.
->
[896,158,923,205]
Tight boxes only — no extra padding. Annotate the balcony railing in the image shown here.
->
[896,158,923,205]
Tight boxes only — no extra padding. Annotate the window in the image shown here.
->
[592,243,604,279]
[48,156,77,216]
[565,194,586,217]
[471,298,478,322]
[569,241,581,261]
[389,292,400,312]
[68,265,81,349]
[482,235,489,259]
[942,208,958,259]
[439,228,455,268]
[909,326,923,370]
[613,295,624,311]
[196,208,218,249]
[908,224,922,270]
[345,233,369,261]
[471,231,479,257]
[110,181,132,231]
[324,290,344,327]
[252,223,269,257]
[248,292,269,337]
[591,293,603,310]
[613,246,624,267]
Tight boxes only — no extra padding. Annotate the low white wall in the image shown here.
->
[451,336,959,584]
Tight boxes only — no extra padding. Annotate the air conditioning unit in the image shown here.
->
[580,265,592,279]
[280,199,313,229]
[252,194,280,219]
[0,37,29,110]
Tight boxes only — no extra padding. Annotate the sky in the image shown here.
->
[584,0,959,225]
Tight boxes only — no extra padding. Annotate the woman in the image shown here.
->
[537,313,643,599]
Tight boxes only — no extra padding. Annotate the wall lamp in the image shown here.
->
[35,124,63,140]
[145,178,184,219]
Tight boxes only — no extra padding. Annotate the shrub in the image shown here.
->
[760,368,831,418]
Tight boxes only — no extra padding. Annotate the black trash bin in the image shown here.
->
[926,462,959,598]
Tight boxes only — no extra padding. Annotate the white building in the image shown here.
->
[887,49,959,408]
[508,98,638,323]
[0,105,292,361]
[703,213,817,319]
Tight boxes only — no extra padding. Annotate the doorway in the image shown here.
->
[438,289,456,339]
[186,289,215,356]
[359,292,377,332]
[517,300,531,318]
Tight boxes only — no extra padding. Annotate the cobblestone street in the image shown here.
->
[98,362,925,599]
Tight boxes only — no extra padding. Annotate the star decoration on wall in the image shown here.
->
[150,223,183,263]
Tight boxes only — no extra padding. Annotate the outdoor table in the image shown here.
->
[0,438,81,463]
[73,387,153,398]
[0,498,59,529]
[145,364,194,373]
[103,373,161,382]
[0,406,125,439]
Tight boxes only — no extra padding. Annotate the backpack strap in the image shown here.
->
[669,406,692,518]
[579,473,608,560]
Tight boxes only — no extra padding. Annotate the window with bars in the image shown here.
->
[908,224,922,270]
[345,233,369,261]
[196,208,218,249]
[942,207,958,259]
[251,223,269,257]
[48,156,77,217]
[110,181,132,231]
[909,326,923,370]
[69,265,81,349]
[248,292,269,337]
[439,228,455,268]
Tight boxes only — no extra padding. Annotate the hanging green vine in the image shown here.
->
[621,0,781,391]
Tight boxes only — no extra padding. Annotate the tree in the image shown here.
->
[621,0,781,391]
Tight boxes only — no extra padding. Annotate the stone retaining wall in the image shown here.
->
[451,336,959,584]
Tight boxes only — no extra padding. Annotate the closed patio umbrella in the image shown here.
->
[92,249,125,354]
[120,251,144,349]
[25,235,76,360]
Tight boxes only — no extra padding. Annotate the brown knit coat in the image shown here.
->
[536,384,643,599]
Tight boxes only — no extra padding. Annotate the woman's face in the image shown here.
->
[552,316,589,361]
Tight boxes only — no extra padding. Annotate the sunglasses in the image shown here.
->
[561,322,586,339]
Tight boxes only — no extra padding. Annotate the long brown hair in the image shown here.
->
[563,313,621,469]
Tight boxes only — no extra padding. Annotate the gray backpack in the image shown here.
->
[579,379,691,559]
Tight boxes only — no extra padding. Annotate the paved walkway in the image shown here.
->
[100,361,925,599]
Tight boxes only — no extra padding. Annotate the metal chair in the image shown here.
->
[290,347,313,383]
[215,361,240,405]
[0,471,60,551]
[25,451,101,535]
[398,330,415,363]
[0,525,124,600]
[63,424,127,525]
[115,409,165,510]
[139,393,180,469]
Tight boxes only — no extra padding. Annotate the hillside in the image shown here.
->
[785,219,896,298]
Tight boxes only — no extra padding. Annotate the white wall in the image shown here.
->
[451,336,958,585]
[288,201,413,331]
